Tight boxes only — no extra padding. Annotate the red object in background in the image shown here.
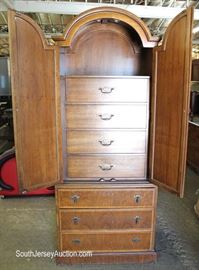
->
[0,148,54,197]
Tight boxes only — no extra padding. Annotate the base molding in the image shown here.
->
[56,251,157,264]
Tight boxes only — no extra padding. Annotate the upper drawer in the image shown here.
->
[66,154,146,178]
[65,77,149,103]
[66,130,147,154]
[66,104,148,129]
[57,187,156,208]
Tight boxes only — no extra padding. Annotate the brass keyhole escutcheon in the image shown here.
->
[134,194,141,204]
[71,194,80,203]
[72,216,80,224]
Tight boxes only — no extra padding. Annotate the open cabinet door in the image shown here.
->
[8,11,61,192]
[150,7,193,197]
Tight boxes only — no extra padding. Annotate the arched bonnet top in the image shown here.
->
[54,7,159,48]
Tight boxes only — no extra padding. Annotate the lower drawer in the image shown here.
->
[59,209,153,230]
[60,231,152,252]
[67,155,146,178]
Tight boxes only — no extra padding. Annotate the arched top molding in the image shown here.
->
[70,22,142,54]
[54,7,159,48]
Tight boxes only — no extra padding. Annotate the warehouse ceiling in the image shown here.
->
[0,0,199,57]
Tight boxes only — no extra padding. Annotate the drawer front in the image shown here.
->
[65,77,149,103]
[61,231,152,252]
[67,130,147,154]
[67,155,146,178]
[57,188,155,208]
[66,104,148,129]
[60,209,153,230]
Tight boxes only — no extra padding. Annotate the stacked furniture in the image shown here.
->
[8,6,193,264]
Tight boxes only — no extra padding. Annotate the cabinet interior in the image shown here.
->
[60,20,152,77]
[59,20,153,182]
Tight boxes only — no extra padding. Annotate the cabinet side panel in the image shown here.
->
[150,8,193,196]
[8,11,60,191]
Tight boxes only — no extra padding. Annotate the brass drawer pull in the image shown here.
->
[98,113,114,120]
[99,178,117,182]
[72,216,80,224]
[71,194,80,203]
[72,239,81,244]
[134,216,141,224]
[132,237,141,243]
[110,178,117,182]
[99,164,114,171]
[134,194,141,203]
[98,139,114,146]
[99,87,114,94]
[99,178,106,182]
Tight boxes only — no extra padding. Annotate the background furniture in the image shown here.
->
[187,122,199,173]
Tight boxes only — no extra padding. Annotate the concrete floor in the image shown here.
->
[0,168,199,270]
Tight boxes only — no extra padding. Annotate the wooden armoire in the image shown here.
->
[8,6,193,264]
